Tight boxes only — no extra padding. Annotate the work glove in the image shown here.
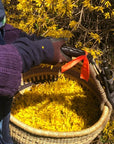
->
[18,35,72,63]
[49,38,72,64]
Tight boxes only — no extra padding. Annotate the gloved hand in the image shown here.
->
[49,38,71,64]
[14,37,72,73]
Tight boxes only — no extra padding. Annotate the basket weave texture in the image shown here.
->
[10,63,112,144]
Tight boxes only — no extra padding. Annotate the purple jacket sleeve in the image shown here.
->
[4,24,39,44]
[0,44,22,97]
[0,24,54,97]
[4,24,54,73]
[4,24,22,44]
[14,37,54,73]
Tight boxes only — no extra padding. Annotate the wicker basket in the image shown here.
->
[9,63,112,144]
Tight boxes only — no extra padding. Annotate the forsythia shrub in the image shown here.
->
[2,0,113,63]
[100,121,114,143]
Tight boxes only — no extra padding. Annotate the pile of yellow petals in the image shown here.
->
[11,74,101,132]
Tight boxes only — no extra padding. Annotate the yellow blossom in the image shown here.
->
[105,1,111,8]
[94,6,104,13]
[69,20,78,28]
[111,9,114,17]
[69,20,78,30]
[104,12,110,19]
[82,47,102,60]
[102,121,114,142]
[75,41,82,48]
[100,0,104,3]
[82,0,90,8]
[89,32,101,43]
[11,73,101,132]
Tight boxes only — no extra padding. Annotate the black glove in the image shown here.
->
[50,38,71,64]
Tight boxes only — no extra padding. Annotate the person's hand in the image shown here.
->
[50,38,93,64]
[50,38,71,64]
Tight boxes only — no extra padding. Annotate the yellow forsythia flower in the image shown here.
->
[69,20,78,30]
[105,1,111,8]
[89,32,101,43]
[82,0,91,8]
[111,9,114,17]
[104,12,110,19]
[82,47,102,60]
[100,0,104,3]
[75,41,82,48]
[102,121,114,142]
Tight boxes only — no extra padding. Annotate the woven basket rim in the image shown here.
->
[10,63,112,138]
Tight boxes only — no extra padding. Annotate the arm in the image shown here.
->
[4,24,22,44]
[14,37,54,72]
[14,37,71,73]
[4,24,39,44]
[0,36,71,97]
[0,43,22,97]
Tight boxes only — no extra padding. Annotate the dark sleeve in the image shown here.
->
[4,24,22,44]
[13,37,54,73]
[4,24,37,44]
[0,44,22,97]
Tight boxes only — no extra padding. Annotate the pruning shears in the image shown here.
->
[61,46,114,108]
